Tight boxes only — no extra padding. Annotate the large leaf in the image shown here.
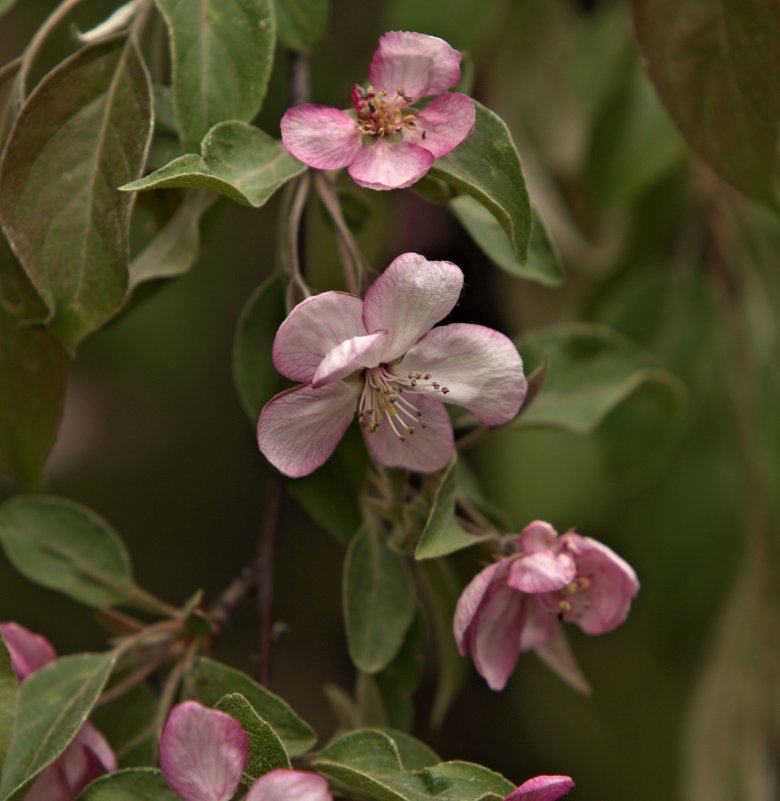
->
[0,37,153,353]
[122,122,305,207]
[184,657,316,756]
[515,323,685,434]
[343,525,415,674]
[374,616,424,731]
[0,495,158,611]
[0,652,116,801]
[632,0,780,206]
[0,58,20,151]
[429,101,531,263]
[76,769,179,800]
[155,0,275,151]
[0,632,16,767]
[274,0,328,52]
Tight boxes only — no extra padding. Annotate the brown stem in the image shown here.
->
[256,476,284,685]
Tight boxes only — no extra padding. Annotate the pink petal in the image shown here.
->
[362,392,453,472]
[75,721,117,773]
[257,381,359,478]
[272,292,366,383]
[517,596,555,652]
[453,561,507,655]
[280,105,361,169]
[397,324,527,425]
[311,331,387,388]
[409,93,475,158]
[160,701,249,801]
[22,761,72,801]
[246,770,332,801]
[0,622,56,680]
[348,139,434,190]
[362,253,463,361]
[369,31,461,99]
[509,550,576,594]
[517,521,559,554]
[505,775,575,801]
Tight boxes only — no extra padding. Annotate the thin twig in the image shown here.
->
[208,565,256,628]
[256,475,284,685]
[288,172,312,300]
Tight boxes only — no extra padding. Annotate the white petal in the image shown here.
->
[311,331,387,387]
[246,770,332,801]
[280,105,361,169]
[396,323,526,425]
[362,253,463,360]
[348,139,434,190]
[409,93,475,158]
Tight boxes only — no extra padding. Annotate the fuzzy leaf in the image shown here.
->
[155,0,275,151]
[75,768,180,800]
[0,37,153,352]
[0,631,16,767]
[274,0,328,52]
[122,122,305,207]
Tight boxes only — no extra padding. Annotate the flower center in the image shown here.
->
[352,85,418,137]
[358,366,449,441]
[552,575,592,615]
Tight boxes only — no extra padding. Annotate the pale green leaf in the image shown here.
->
[0,0,16,16]
[155,0,275,151]
[380,730,440,770]
[121,121,305,207]
[0,631,16,767]
[75,768,179,800]
[274,0,328,52]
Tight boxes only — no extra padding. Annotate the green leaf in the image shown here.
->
[374,616,424,731]
[0,495,153,610]
[0,58,20,151]
[515,322,685,434]
[274,0,328,52]
[90,684,159,768]
[343,524,415,674]
[450,198,563,286]
[0,37,153,353]
[233,272,289,420]
[429,101,531,263]
[0,0,17,16]
[75,768,180,800]
[632,0,780,207]
[128,191,216,290]
[415,458,487,560]
[0,652,116,801]
[184,657,316,756]
[122,122,305,207]
[155,0,275,151]
[0,631,16,767]
[380,730,439,770]
[216,693,290,779]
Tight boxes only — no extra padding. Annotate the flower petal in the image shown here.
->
[312,331,387,388]
[362,253,463,360]
[160,701,248,801]
[258,382,359,478]
[509,551,576,594]
[348,139,434,190]
[362,393,453,472]
[409,93,475,158]
[280,105,361,169]
[517,521,559,554]
[273,292,366,382]
[369,31,461,99]
[75,721,117,773]
[397,323,527,425]
[0,622,56,680]
[246,770,332,801]
[517,596,554,652]
[453,561,507,655]
[505,775,575,801]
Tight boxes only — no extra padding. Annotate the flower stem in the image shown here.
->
[257,475,284,685]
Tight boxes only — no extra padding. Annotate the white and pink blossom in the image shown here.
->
[505,775,575,801]
[453,521,639,690]
[281,31,475,190]
[257,253,527,477]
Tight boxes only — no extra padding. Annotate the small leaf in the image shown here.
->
[415,458,486,560]
[0,652,116,801]
[122,121,305,207]
[344,524,415,674]
[0,37,153,352]
[0,631,16,767]
[75,768,180,800]
[185,657,316,756]
[632,0,780,206]
[450,197,563,286]
[0,495,152,610]
[155,0,275,151]
[515,322,685,434]
[274,0,328,52]
[128,191,216,290]
[216,693,290,779]
[429,101,531,263]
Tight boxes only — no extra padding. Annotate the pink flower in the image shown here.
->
[0,622,116,801]
[257,253,527,477]
[453,522,639,690]
[280,31,475,190]
[160,701,332,801]
[506,775,575,801]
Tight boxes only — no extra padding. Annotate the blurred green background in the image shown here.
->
[1,1,773,800]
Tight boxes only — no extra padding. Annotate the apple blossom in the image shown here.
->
[257,253,527,477]
[453,521,639,690]
[280,31,475,190]
[0,622,116,801]
[160,701,332,801]
[505,775,575,801]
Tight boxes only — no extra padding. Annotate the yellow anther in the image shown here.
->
[558,600,572,613]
